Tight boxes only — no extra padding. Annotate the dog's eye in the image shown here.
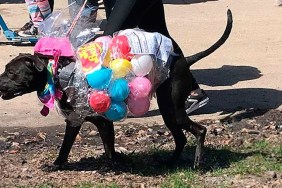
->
[7,70,15,77]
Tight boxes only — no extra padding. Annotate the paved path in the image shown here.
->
[0,0,281,128]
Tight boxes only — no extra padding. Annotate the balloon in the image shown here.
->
[128,77,152,99]
[86,67,112,90]
[77,42,103,74]
[94,36,112,45]
[131,54,153,77]
[108,78,130,101]
[110,35,132,60]
[127,95,150,116]
[89,91,111,113]
[105,100,128,121]
[109,59,132,78]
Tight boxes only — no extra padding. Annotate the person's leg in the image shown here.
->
[26,0,50,27]
[24,0,41,28]
[48,0,54,12]
[19,0,51,36]
[103,0,116,19]
[37,0,52,19]
[19,0,41,36]
[137,0,208,114]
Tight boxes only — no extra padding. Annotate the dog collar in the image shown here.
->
[37,52,63,116]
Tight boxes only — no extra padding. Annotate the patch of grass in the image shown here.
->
[75,182,94,188]
[210,140,282,177]
[36,183,54,188]
[160,139,282,187]
[161,169,201,188]
[253,140,269,150]
[97,183,119,188]
[272,145,282,158]
[56,139,281,188]
[227,154,269,175]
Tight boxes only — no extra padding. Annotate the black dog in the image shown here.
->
[0,10,232,168]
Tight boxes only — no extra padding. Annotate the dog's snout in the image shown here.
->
[0,75,4,95]
[0,73,10,91]
[0,76,5,89]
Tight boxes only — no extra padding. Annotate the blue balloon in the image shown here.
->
[108,78,130,101]
[105,101,127,121]
[86,67,112,90]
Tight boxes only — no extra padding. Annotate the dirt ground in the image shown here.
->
[0,0,282,187]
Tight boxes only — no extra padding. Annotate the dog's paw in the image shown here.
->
[41,162,65,172]
[40,158,68,172]
[193,158,206,170]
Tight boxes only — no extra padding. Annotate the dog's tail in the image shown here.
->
[185,9,233,66]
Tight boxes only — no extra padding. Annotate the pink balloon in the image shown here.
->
[128,77,152,99]
[127,94,150,116]
[94,36,112,46]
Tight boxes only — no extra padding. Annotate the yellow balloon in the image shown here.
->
[110,59,132,78]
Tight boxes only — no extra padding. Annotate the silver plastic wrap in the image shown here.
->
[35,3,173,122]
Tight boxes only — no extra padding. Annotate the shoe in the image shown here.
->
[15,21,33,33]
[18,26,38,37]
[185,89,209,114]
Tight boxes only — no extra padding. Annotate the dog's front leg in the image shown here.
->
[54,119,82,166]
[87,116,116,160]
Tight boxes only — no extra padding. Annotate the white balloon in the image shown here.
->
[131,54,153,77]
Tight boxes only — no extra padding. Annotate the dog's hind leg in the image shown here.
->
[54,119,82,166]
[156,79,187,165]
[181,119,206,168]
[88,116,116,160]
[170,56,207,168]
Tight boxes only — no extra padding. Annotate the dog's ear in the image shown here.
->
[19,53,46,72]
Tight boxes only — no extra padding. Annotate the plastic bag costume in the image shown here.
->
[34,2,173,123]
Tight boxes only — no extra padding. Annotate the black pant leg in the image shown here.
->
[48,0,54,12]
[138,0,200,90]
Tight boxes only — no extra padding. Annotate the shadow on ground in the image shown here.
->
[0,123,255,176]
[43,145,258,176]
[192,65,262,87]
[139,65,281,119]
[144,88,282,118]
